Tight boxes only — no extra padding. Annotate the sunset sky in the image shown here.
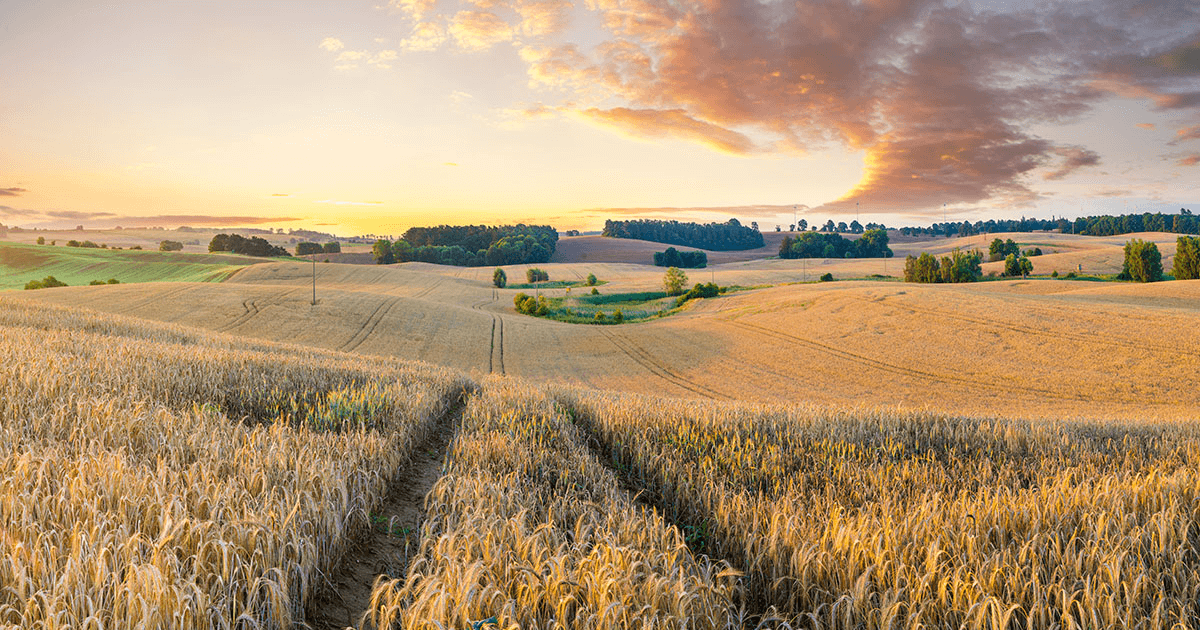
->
[1,0,1197,236]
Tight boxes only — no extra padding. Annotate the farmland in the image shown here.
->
[3,229,1200,628]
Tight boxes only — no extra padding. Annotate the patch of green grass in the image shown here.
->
[507,279,607,290]
[576,290,667,305]
[0,241,270,291]
[534,291,683,324]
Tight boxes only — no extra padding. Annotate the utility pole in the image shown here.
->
[311,256,316,305]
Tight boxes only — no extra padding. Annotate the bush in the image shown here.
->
[36,237,44,245]
[493,268,507,288]
[156,239,183,252]
[613,309,623,323]
[323,241,341,254]
[675,282,720,307]
[129,245,140,250]
[586,273,597,286]
[513,293,549,316]
[663,267,688,296]
[1051,270,1059,278]
[526,268,549,283]
[24,276,67,290]
[296,242,323,256]
[591,287,599,295]
[594,312,606,322]
[1172,236,1200,280]
[819,272,834,282]
[1120,239,1163,282]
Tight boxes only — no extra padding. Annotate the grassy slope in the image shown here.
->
[0,241,279,290]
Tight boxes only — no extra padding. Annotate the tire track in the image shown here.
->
[471,289,505,374]
[341,296,402,353]
[112,284,194,315]
[599,329,726,400]
[411,277,444,300]
[724,319,1085,402]
[214,299,258,332]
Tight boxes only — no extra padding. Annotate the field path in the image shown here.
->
[307,395,466,630]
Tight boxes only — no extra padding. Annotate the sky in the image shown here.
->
[0,0,1197,237]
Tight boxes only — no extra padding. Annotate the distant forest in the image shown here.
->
[603,219,765,251]
[779,229,893,259]
[374,224,558,266]
[898,209,1197,238]
[208,234,289,257]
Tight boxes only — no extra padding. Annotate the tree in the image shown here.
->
[663,267,688,295]
[586,273,597,286]
[493,268,507,288]
[24,276,67,290]
[1121,239,1162,282]
[849,220,863,234]
[372,239,395,264]
[837,221,848,233]
[1173,236,1200,280]
[159,240,184,252]
[296,242,323,256]
[323,241,341,254]
[613,309,624,323]
[798,219,808,231]
[526,268,549,282]
[36,237,44,245]
[820,272,834,282]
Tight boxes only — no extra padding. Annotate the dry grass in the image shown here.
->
[361,378,744,630]
[558,389,1200,629]
[0,297,468,628]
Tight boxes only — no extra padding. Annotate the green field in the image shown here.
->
[0,241,273,290]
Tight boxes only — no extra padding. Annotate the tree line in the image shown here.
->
[897,209,1196,238]
[603,218,764,251]
[779,229,892,259]
[372,224,558,266]
[208,234,289,257]
[904,250,984,283]
[295,242,342,256]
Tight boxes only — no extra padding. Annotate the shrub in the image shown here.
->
[89,280,105,286]
[591,287,599,295]
[586,273,597,286]
[24,276,67,290]
[36,237,44,245]
[1172,236,1200,280]
[128,245,140,250]
[819,272,834,282]
[66,240,80,247]
[526,268,549,283]
[675,282,720,307]
[296,242,323,256]
[1120,239,1163,282]
[1051,270,1059,278]
[108,278,119,284]
[594,312,606,322]
[1065,271,1077,279]
[493,268,507,288]
[663,267,688,296]
[159,240,184,252]
[613,309,624,323]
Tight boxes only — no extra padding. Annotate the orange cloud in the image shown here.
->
[1177,125,1200,142]
[1044,146,1101,181]
[1180,154,1200,167]
[449,10,513,51]
[576,107,761,155]
[1137,123,1156,129]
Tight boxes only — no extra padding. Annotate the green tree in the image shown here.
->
[323,241,341,254]
[1172,236,1200,280]
[1121,239,1163,282]
[36,236,44,245]
[372,239,395,264]
[663,267,688,295]
[586,273,597,286]
[613,309,624,323]
[159,240,184,252]
[493,268,507,288]
[904,252,940,283]
[296,242,323,256]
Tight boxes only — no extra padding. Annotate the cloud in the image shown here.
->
[401,21,448,51]
[44,210,117,220]
[1179,154,1200,167]
[390,0,438,20]
[1175,125,1200,143]
[576,107,762,155]
[319,37,345,52]
[1044,146,1102,180]
[1137,123,1156,129]
[444,162,460,166]
[0,188,27,197]
[271,193,289,197]
[449,11,513,51]
[313,199,384,206]
[513,0,572,37]
[104,215,304,227]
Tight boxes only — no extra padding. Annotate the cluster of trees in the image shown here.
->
[1174,236,1200,280]
[24,276,68,290]
[513,293,550,316]
[66,240,102,248]
[653,247,708,268]
[208,234,289,257]
[159,240,184,252]
[526,268,549,282]
[674,282,721,307]
[987,238,1020,261]
[88,278,120,285]
[779,229,892,259]
[1120,239,1163,282]
[295,242,341,256]
[603,219,764,251]
[1003,254,1034,277]
[904,250,983,283]
[897,209,1196,239]
[373,224,558,266]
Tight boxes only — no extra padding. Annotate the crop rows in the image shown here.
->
[0,298,467,628]
[559,390,1200,629]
